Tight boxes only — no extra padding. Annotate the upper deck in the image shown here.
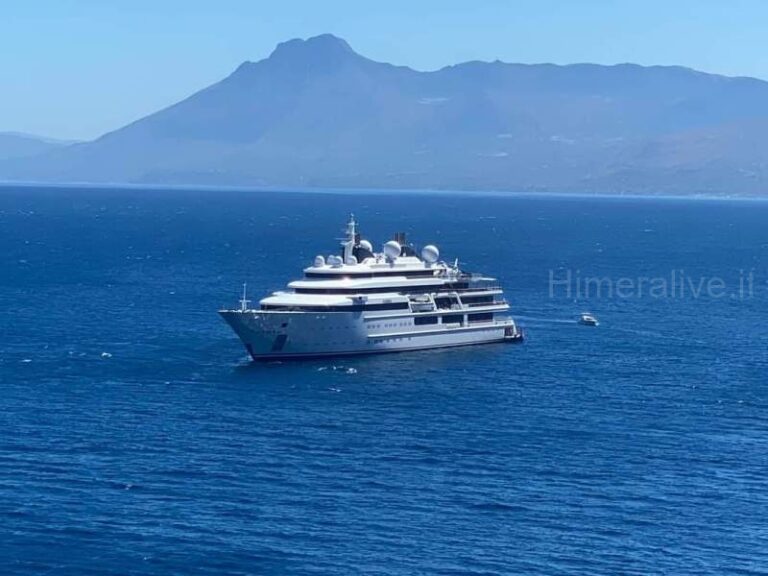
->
[303,255,443,278]
[258,215,504,304]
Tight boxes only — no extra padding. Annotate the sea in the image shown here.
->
[1,185,767,575]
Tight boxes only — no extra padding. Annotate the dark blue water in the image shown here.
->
[2,186,768,575]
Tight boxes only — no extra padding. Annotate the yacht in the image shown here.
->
[220,216,523,360]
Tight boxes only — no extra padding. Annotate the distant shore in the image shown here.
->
[1,180,766,203]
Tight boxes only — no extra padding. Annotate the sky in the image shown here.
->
[2,0,767,141]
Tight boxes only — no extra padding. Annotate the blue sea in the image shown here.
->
[2,185,768,575]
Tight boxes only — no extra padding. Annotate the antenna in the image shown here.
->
[239,282,251,312]
[448,258,460,278]
[347,213,356,239]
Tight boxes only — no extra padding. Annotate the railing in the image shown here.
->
[464,300,507,307]
[450,284,502,292]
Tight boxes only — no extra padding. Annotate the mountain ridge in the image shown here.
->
[3,33,768,195]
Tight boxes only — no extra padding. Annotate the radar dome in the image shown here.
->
[421,244,440,263]
[345,255,358,265]
[328,255,343,267]
[383,240,401,260]
[314,255,326,267]
[359,239,373,252]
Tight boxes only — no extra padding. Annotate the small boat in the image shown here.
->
[578,313,599,326]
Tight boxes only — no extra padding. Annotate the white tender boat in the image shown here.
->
[220,216,523,360]
[579,313,599,326]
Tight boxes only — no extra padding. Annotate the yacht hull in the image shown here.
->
[220,310,521,360]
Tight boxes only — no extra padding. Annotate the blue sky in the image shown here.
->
[2,0,766,140]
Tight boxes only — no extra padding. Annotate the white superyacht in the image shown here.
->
[220,216,523,360]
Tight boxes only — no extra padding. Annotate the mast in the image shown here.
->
[342,213,356,263]
[239,282,250,312]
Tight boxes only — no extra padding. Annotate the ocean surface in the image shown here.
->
[2,185,768,575]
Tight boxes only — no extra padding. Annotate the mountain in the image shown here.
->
[0,132,73,161]
[3,33,768,195]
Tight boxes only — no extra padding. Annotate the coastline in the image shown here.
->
[1,179,767,203]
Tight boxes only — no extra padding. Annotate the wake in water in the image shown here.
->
[516,314,707,345]
[317,366,358,374]
[514,314,583,325]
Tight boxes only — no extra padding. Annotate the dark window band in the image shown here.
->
[468,312,494,322]
[462,295,495,304]
[305,270,437,279]
[261,302,409,312]
[295,282,470,295]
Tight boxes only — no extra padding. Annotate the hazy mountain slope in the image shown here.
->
[0,132,72,161]
[3,34,768,194]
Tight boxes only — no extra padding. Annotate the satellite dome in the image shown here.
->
[421,244,440,263]
[345,255,358,265]
[383,240,401,260]
[359,239,373,252]
[328,255,343,267]
[314,255,326,267]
